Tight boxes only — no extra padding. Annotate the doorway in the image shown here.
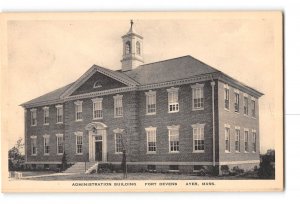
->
[95,141,102,162]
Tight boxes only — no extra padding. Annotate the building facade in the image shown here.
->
[21,22,263,174]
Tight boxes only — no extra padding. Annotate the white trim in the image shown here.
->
[167,125,180,153]
[224,124,231,128]
[56,134,64,155]
[74,100,83,105]
[145,90,156,115]
[113,94,123,118]
[75,132,83,155]
[93,80,103,88]
[60,66,138,98]
[113,128,124,134]
[114,132,123,154]
[43,134,50,156]
[145,126,157,154]
[191,83,204,111]
[92,98,103,120]
[234,89,240,94]
[30,135,37,139]
[191,123,205,153]
[56,105,63,124]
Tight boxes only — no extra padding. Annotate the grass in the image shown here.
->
[19,172,259,181]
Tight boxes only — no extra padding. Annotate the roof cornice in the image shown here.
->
[59,65,138,99]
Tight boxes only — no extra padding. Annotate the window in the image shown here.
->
[191,83,204,110]
[114,95,123,117]
[75,132,83,154]
[244,95,249,115]
[136,41,141,55]
[56,105,63,123]
[252,130,257,153]
[125,41,131,54]
[93,80,102,88]
[146,127,157,153]
[56,134,64,155]
[234,90,240,112]
[224,84,230,110]
[225,125,230,152]
[192,123,205,152]
[169,165,179,172]
[30,136,37,155]
[115,133,123,153]
[30,109,37,126]
[147,165,156,172]
[235,127,240,152]
[145,90,156,114]
[43,107,49,125]
[167,87,179,113]
[74,101,83,121]
[92,98,103,119]
[244,129,249,152]
[251,98,256,117]
[43,135,50,155]
[168,125,180,152]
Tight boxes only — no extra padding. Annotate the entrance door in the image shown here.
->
[95,141,102,161]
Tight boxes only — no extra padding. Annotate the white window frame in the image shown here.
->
[251,97,256,118]
[74,100,83,121]
[167,125,180,153]
[93,80,102,88]
[191,123,205,153]
[113,94,123,118]
[145,126,157,154]
[243,93,249,116]
[43,134,50,156]
[30,136,37,156]
[225,124,231,153]
[56,134,64,155]
[145,90,156,115]
[234,89,240,113]
[191,83,204,111]
[252,129,257,153]
[56,104,63,124]
[43,106,49,125]
[92,98,103,119]
[224,84,230,110]
[113,128,124,154]
[244,128,249,153]
[75,131,83,155]
[30,108,37,126]
[167,87,179,113]
[235,126,241,152]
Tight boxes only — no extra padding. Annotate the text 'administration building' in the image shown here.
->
[21,22,263,173]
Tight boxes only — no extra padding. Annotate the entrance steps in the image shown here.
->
[63,162,98,174]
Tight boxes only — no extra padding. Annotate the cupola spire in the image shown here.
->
[121,20,144,71]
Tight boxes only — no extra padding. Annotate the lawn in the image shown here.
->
[19,172,258,181]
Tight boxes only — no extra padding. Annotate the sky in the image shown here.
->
[2,12,282,153]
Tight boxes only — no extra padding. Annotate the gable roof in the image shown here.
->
[21,55,262,108]
[123,55,219,85]
[20,83,74,107]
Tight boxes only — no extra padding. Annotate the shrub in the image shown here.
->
[221,165,230,175]
[98,163,114,173]
[231,166,244,176]
[258,153,275,179]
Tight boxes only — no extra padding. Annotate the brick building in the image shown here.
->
[21,22,263,174]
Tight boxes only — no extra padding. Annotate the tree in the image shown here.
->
[258,149,275,179]
[8,138,25,171]
[61,152,68,171]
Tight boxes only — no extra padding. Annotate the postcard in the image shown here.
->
[0,11,283,192]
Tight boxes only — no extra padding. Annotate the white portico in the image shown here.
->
[85,122,108,162]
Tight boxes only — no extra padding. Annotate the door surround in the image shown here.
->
[85,122,107,162]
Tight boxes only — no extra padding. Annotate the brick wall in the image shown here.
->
[217,81,260,163]
[137,81,214,163]
[26,104,65,163]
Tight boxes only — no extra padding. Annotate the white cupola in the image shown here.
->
[121,20,144,71]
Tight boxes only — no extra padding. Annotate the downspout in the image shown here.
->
[210,78,216,167]
[24,108,27,163]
